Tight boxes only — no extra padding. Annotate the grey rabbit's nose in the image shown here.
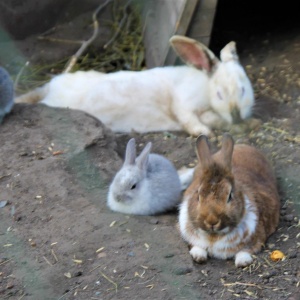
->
[115,194,123,202]
[0,66,14,123]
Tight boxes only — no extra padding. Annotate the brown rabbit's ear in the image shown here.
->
[220,133,234,169]
[196,135,213,168]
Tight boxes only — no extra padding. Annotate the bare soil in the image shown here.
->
[0,1,299,299]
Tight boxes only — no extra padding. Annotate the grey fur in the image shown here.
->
[107,138,182,215]
[0,67,14,123]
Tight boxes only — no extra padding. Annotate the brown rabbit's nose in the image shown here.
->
[204,218,221,231]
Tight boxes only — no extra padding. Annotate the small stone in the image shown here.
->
[287,251,297,259]
[149,218,159,224]
[19,152,28,157]
[173,266,192,275]
[164,253,174,258]
[284,214,294,222]
[269,270,277,277]
[6,282,14,289]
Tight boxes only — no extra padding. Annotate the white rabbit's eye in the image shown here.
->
[241,86,245,97]
[130,183,137,190]
[217,91,223,100]
[227,191,233,203]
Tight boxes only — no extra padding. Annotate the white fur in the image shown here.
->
[177,167,195,190]
[189,246,208,262]
[15,36,254,136]
[179,194,258,260]
[235,251,253,267]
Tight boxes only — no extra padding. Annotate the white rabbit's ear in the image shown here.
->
[220,41,239,62]
[124,138,136,166]
[196,135,213,169]
[169,35,219,72]
[220,133,234,169]
[136,142,152,171]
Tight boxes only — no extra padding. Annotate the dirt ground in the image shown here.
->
[0,1,300,300]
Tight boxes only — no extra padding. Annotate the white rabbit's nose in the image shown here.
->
[231,106,242,124]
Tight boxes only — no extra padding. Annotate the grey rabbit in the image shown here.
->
[107,138,182,215]
[0,66,14,123]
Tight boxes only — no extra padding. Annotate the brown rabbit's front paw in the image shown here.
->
[235,251,253,268]
[189,246,208,263]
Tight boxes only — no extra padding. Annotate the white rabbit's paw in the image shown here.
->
[188,124,212,137]
[190,246,207,263]
[235,251,253,268]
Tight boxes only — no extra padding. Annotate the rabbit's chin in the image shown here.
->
[201,226,231,235]
[116,197,133,204]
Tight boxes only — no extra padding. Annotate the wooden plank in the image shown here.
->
[136,0,217,67]
[137,0,198,68]
[187,0,218,44]
[164,0,199,66]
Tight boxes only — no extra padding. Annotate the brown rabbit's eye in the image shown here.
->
[131,184,137,190]
[227,191,233,203]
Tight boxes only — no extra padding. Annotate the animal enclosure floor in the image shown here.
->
[0,2,300,300]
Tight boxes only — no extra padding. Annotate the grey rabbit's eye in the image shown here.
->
[130,184,137,190]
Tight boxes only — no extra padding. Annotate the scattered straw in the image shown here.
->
[15,0,144,93]
[223,281,286,290]
[51,249,58,262]
[63,0,114,73]
[0,258,12,266]
[43,256,53,266]
[100,271,118,292]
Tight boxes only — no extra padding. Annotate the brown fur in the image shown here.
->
[15,85,48,104]
[186,133,280,254]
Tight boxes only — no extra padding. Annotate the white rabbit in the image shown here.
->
[0,66,14,123]
[15,35,254,136]
[107,138,182,215]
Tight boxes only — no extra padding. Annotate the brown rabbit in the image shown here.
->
[178,133,280,267]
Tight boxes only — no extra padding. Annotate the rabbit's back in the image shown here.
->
[230,144,280,236]
[146,154,182,212]
[231,145,277,187]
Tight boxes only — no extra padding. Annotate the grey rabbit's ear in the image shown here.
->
[136,142,152,171]
[169,35,219,72]
[124,138,136,166]
[196,135,213,169]
[220,133,234,169]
